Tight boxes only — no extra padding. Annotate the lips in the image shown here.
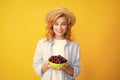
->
[57,31,63,33]
[56,30,63,33]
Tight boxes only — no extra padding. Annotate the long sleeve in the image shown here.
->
[67,43,81,79]
[72,44,81,78]
[33,40,45,76]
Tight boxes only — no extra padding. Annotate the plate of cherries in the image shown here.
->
[48,55,67,69]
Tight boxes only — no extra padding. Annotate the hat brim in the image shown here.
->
[46,7,76,27]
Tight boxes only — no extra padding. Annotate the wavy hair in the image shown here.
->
[46,13,73,41]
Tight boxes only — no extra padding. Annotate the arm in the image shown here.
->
[60,63,74,76]
[41,62,50,73]
[70,43,81,79]
[62,43,81,79]
[33,40,48,76]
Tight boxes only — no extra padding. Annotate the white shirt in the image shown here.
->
[52,39,67,56]
[33,38,81,80]
[52,39,67,80]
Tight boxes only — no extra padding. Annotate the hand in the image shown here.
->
[47,61,59,70]
[59,62,74,76]
[41,61,50,73]
[47,63,56,70]
[47,62,69,70]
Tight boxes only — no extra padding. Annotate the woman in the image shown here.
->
[33,7,81,80]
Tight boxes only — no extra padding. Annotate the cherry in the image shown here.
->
[48,55,67,64]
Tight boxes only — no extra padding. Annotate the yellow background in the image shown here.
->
[0,0,120,80]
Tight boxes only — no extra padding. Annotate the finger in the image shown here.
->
[48,64,52,68]
[53,67,58,70]
[58,66,65,70]
[57,67,61,70]
[65,62,69,67]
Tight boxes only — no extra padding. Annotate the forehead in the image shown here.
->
[55,16,67,22]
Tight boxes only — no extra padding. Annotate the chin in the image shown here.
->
[56,33,64,36]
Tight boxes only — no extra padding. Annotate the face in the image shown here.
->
[53,16,67,39]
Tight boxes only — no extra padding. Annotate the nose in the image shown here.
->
[58,24,62,28]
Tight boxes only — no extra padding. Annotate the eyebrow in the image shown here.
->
[55,21,67,24]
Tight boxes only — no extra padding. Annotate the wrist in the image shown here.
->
[64,65,74,76]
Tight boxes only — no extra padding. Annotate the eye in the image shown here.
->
[62,23,67,26]
[54,23,58,26]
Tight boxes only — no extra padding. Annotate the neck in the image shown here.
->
[54,36,65,40]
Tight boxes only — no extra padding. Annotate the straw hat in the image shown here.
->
[46,7,76,27]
